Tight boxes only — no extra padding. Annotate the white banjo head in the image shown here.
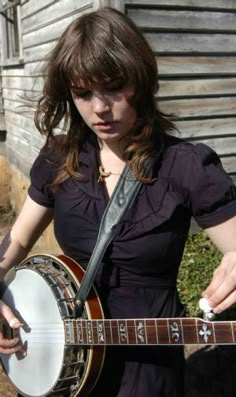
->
[1,268,65,397]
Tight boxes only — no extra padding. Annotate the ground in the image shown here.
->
[0,210,236,396]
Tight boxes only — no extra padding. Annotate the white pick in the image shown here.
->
[198,297,213,312]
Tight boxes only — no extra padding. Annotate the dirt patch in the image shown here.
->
[0,210,15,236]
[0,367,16,397]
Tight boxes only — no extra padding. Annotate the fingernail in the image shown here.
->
[213,307,221,314]
[9,318,21,328]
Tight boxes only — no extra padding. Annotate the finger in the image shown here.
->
[0,327,27,356]
[9,317,22,328]
[0,334,19,349]
[202,269,225,299]
[0,346,22,355]
[212,289,236,314]
[202,254,236,305]
[203,273,236,309]
[0,301,22,329]
[0,338,25,355]
[203,260,230,297]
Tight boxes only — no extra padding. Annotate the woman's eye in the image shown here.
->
[72,89,91,99]
[105,83,124,93]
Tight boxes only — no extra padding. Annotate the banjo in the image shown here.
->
[0,254,235,397]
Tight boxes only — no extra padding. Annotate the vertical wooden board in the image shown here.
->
[0,114,5,130]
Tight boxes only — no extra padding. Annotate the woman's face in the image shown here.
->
[71,81,137,145]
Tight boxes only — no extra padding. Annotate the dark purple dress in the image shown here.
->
[28,135,236,397]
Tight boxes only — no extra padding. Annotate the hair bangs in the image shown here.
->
[64,38,134,89]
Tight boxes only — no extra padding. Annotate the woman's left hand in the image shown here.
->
[202,251,236,313]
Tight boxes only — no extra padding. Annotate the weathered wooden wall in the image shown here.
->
[0,80,5,132]
[1,0,236,198]
[125,0,236,182]
[0,28,4,133]
[0,0,96,249]
[2,0,95,183]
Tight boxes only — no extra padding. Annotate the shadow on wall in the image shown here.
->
[186,344,236,397]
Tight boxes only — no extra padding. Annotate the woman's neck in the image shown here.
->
[96,140,127,194]
[97,139,127,177]
[97,138,128,161]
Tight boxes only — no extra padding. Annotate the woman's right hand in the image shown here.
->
[0,300,23,355]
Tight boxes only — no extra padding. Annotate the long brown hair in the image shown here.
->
[34,7,176,185]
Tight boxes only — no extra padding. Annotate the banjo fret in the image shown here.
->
[77,319,84,344]
[135,320,146,344]
[97,320,106,344]
[73,320,78,344]
[65,320,75,345]
[211,321,235,344]
[110,320,120,344]
[168,318,183,344]
[231,321,235,343]
[118,320,128,344]
[86,320,93,344]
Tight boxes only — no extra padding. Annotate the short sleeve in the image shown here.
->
[175,143,236,228]
[28,151,57,208]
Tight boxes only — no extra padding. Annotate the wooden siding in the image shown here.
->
[125,0,236,182]
[1,0,236,184]
[0,31,5,131]
[0,83,5,131]
[1,0,94,175]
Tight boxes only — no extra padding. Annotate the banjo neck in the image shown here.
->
[2,255,236,397]
[64,317,236,346]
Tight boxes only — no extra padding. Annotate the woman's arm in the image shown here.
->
[0,195,53,278]
[202,216,236,313]
[0,195,54,353]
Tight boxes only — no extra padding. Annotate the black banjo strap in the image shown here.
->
[74,162,149,316]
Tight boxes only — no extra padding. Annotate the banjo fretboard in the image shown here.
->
[64,317,236,346]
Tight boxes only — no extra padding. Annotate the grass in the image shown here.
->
[177,230,222,317]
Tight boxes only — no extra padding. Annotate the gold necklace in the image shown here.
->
[97,165,121,183]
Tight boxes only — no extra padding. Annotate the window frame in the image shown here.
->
[0,0,23,66]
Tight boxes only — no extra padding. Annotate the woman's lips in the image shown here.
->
[94,121,117,130]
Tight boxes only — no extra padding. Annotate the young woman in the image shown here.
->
[0,7,236,397]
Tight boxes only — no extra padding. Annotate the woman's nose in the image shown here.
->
[92,93,111,113]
